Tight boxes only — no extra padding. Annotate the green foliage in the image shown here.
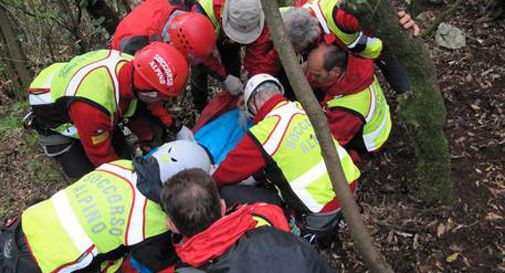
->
[26,152,66,183]
[90,16,106,38]
[0,101,26,138]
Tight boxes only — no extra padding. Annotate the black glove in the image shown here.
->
[168,116,183,134]
[133,157,162,203]
[161,117,183,143]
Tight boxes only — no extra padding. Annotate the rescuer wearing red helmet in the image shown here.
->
[111,1,216,63]
[111,0,228,113]
[27,42,189,178]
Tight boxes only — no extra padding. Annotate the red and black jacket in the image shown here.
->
[174,203,336,273]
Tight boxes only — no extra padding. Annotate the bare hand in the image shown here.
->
[397,11,420,37]
[301,62,308,73]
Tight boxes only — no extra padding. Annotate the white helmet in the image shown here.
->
[244,73,284,115]
[149,140,212,184]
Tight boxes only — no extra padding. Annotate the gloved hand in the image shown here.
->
[168,107,184,135]
[223,74,244,96]
[162,117,183,143]
[168,117,183,134]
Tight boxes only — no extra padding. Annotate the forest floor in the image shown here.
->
[0,0,503,272]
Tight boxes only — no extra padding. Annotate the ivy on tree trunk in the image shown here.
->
[345,0,452,205]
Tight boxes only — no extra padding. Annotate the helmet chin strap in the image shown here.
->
[246,90,258,117]
[137,91,161,103]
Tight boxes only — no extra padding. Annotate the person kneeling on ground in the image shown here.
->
[26,42,190,179]
[161,168,336,273]
[306,43,392,162]
[212,74,361,243]
[0,140,211,273]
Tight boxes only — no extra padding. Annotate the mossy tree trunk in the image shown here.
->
[261,1,395,272]
[345,0,452,205]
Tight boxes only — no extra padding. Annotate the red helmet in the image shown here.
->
[169,12,217,65]
[133,42,189,97]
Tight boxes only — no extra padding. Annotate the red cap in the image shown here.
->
[169,12,217,65]
[133,42,189,97]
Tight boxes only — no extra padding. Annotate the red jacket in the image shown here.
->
[111,0,181,52]
[241,2,367,78]
[111,0,227,81]
[213,95,356,212]
[309,54,375,99]
[243,27,282,77]
[69,62,173,167]
[175,203,290,268]
[306,55,374,147]
[244,1,363,77]
[190,0,280,78]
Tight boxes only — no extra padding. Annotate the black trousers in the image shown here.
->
[44,127,131,179]
[376,48,412,94]
[0,220,41,273]
[220,184,343,243]
[190,39,242,112]
[220,184,284,208]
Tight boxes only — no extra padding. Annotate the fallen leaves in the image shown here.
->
[485,212,504,221]
[446,252,459,263]
[437,223,446,237]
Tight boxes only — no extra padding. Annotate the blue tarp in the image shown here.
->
[195,109,252,164]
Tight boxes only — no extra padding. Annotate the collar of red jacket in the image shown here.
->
[175,205,257,268]
[118,61,136,101]
[253,95,287,124]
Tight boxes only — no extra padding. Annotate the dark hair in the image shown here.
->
[322,45,348,72]
[160,168,222,237]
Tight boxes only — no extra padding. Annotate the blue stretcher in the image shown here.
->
[195,109,252,164]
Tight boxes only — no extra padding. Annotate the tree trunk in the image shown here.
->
[0,30,22,98]
[57,0,88,53]
[0,4,31,99]
[78,0,120,36]
[346,0,452,205]
[260,1,395,273]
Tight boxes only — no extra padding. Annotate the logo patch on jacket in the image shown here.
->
[91,130,109,145]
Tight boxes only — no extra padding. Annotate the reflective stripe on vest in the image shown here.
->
[95,163,148,245]
[262,101,305,155]
[199,0,220,36]
[28,63,66,106]
[250,101,360,213]
[48,50,134,139]
[326,77,392,152]
[52,191,99,273]
[64,50,126,108]
[22,160,168,273]
[305,0,383,59]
